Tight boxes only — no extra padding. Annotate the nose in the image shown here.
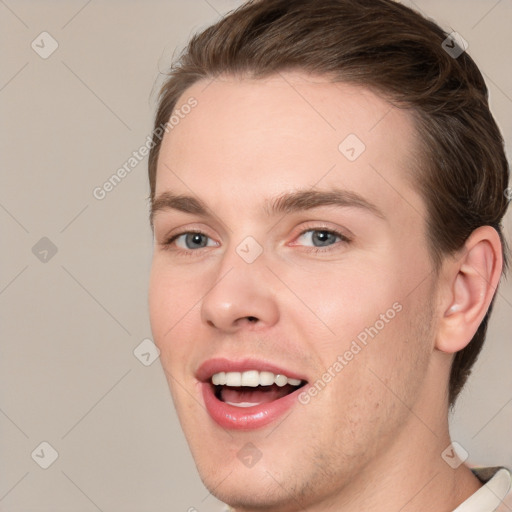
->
[200,247,279,333]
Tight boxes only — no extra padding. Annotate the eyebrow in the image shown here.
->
[150,188,385,225]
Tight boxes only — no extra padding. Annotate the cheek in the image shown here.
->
[309,301,431,458]
[336,295,433,413]
[149,263,205,420]
[284,261,400,346]
[148,260,201,358]
[288,257,428,400]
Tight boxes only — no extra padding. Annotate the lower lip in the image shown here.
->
[201,382,303,430]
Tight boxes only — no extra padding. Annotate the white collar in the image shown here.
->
[452,467,512,512]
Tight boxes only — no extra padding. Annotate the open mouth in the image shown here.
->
[211,370,306,408]
[197,360,309,429]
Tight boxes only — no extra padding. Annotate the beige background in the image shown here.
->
[1,1,511,511]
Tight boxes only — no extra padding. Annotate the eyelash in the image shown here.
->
[163,230,218,258]
[162,226,351,257]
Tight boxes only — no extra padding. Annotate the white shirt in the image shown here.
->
[454,467,512,512]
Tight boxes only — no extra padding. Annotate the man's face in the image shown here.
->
[149,74,440,510]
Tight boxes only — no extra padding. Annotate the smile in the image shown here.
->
[197,359,308,430]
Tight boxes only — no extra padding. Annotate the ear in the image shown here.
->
[435,226,503,354]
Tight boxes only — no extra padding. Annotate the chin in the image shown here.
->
[197,465,299,512]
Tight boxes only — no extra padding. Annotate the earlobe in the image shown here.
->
[435,226,502,354]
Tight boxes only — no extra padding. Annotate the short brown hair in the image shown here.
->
[148,0,510,407]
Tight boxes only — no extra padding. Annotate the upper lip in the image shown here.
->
[196,357,308,383]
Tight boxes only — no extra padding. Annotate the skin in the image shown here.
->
[148,73,502,511]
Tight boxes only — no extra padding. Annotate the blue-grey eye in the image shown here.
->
[175,232,215,249]
[297,229,342,247]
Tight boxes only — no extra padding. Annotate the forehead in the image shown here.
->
[155,72,426,223]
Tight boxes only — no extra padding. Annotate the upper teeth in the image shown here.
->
[211,370,302,387]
